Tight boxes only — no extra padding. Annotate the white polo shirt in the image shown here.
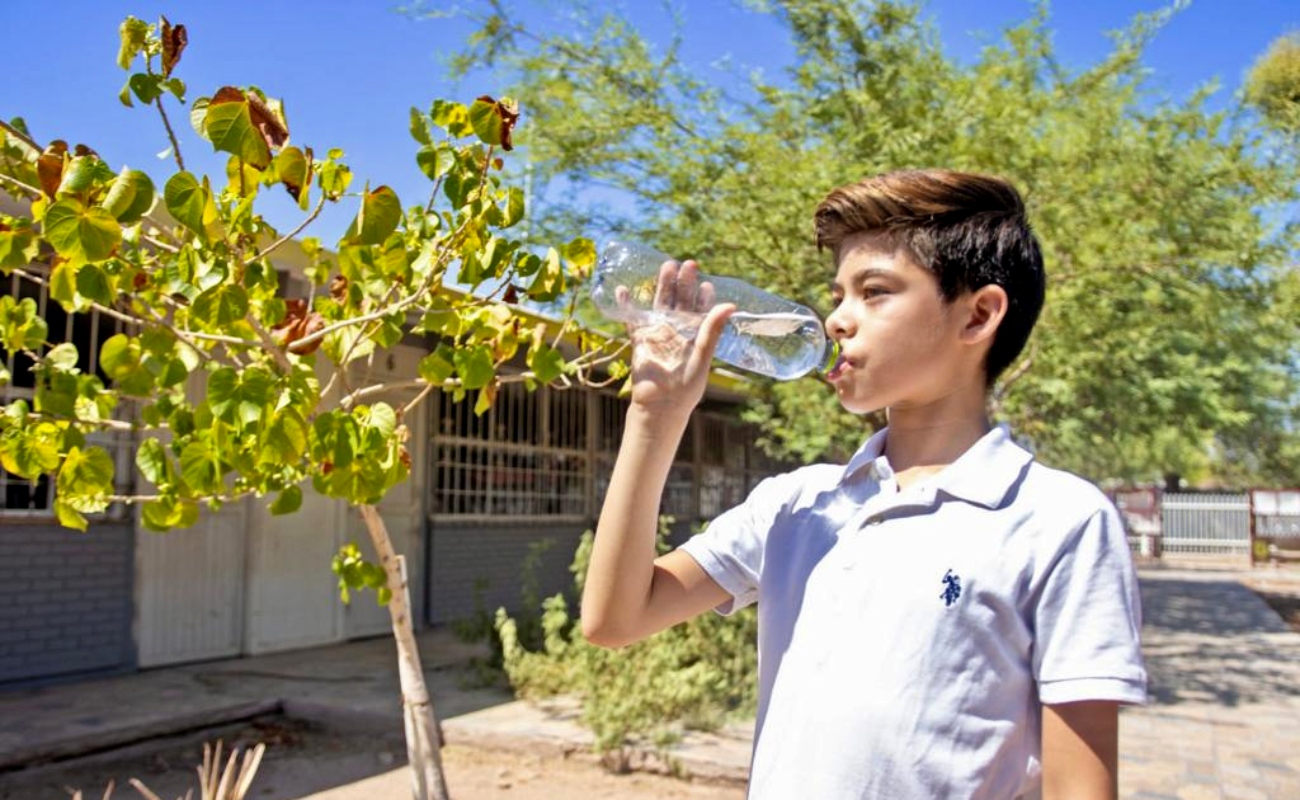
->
[679,425,1147,800]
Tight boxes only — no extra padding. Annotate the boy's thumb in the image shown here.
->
[695,303,736,360]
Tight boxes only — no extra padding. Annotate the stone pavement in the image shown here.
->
[0,568,1297,798]
[1118,569,1300,799]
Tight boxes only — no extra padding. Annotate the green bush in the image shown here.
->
[495,519,758,759]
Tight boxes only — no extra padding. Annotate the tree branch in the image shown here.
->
[0,171,40,199]
[248,317,295,374]
[0,118,41,156]
[154,97,186,173]
[260,194,327,259]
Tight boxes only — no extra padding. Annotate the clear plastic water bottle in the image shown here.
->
[590,241,838,380]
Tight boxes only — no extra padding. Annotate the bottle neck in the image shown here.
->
[819,338,840,375]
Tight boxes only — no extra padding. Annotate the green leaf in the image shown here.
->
[527,342,565,383]
[165,77,187,101]
[180,438,223,494]
[527,246,566,302]
[376,586,393,606]
[203,95,272,168]
[128,72,164,105]
[53,499,88,532]
[469,97,506,146]
[191,283,249,327]
[57,156,115,196]
[101,168,156,224]
[366,402,397,438]
[43,199,122,263]
[502,187,525,228]
[45,342,79,372]
[454,345,495,390]
[561,237,597,272]
[0,220,39,271]
[416,144,443,180]
[431,100,471,137]
[56,446,114,513]
[273,146,310,208]
[163,171,207,234]
[99,333,137,377]
[142,496,200,532]
[344,185,402,246]
[135,438,173,487]
[418,345,455,385]
[0,296,48,351]
[117,16,150,69]
[75,263,112,306]
[265,408,308,461]
[35,370,78,417]
[49,260,77,308]
[189,96,210,137]
[1,421,62,478]
[409,107,432,146]
[269,485,303,515]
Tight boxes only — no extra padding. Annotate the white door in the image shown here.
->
[135,503,246,666]
[244,490,346,654]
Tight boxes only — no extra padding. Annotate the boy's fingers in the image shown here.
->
[692,303,736,367]
[653,260,678,312]
[697,280,716,313]
[678,260,701,312]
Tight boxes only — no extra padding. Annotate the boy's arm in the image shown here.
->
[1041,700,1120,800]
[581,260,735,648]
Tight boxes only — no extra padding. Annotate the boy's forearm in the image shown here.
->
[581,405,689,646]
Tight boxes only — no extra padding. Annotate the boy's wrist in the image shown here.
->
[625,402,691,444]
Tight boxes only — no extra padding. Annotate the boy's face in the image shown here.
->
[824,232,989,416]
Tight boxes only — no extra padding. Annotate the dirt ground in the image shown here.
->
[0,717,745,800]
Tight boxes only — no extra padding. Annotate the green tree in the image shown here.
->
[1245,31,1300,135]
[428,0,1300,486]
[0,16,622,800]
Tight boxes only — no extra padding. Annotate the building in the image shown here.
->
[0,197,787,686]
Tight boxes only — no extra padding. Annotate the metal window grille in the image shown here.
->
[431,381,590,520]
[1,270,134,518]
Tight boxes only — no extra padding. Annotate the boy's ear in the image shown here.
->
[961,284,1008,345]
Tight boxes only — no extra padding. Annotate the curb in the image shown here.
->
[0,699,281,772]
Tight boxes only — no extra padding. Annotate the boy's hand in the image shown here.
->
[617,258,735,422]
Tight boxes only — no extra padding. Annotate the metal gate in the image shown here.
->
[1160,492,1251,559]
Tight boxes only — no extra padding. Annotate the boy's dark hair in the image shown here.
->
[813,169,1045,385]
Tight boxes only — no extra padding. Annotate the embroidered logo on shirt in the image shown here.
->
[940,569,962,607]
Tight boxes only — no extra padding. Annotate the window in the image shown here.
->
[430,377,777,522]
[432,382,590,519]
[1,271,134,518]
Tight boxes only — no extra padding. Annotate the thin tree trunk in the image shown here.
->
[359,503,450,800]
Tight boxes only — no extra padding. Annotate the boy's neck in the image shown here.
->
[882,389,992,490]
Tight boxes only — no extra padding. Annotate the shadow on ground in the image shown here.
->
[1139,577,1300,707]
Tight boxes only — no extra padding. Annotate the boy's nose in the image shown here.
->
[825,308,851,339]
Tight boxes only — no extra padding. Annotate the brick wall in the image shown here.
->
[426,521,592,626]
[0,521,134,687]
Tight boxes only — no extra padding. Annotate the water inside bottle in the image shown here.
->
[716,311,827,380]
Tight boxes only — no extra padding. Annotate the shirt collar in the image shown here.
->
[842,426,890,483]
[841,424,1034,509]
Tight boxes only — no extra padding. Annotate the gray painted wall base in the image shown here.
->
[0,521,134,688]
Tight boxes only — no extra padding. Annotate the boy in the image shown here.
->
[582,169,1147,799]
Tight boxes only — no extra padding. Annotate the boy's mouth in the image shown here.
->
[825,354,849,382]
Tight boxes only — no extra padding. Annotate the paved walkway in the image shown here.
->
[0,568,1297,798]
[1119,569,1300,799]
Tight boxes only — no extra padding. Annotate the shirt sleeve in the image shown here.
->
[1032,501,1149,706]
[677,470,803,616]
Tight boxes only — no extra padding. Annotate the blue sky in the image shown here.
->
[2,1,1295,241]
